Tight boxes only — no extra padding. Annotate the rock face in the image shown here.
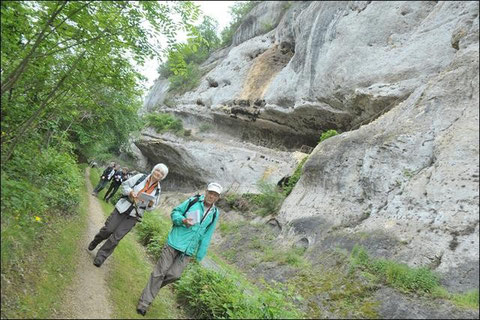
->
[137,0,479,304]
[279,43,479,293]
[135,128,304,193]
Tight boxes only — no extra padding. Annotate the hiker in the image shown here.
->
[88,163,169,267]
[136,182,223,316]
[92,162,118,196]
[103,167,129,203]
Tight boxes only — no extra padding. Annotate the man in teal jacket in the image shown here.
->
[136,182,223,316]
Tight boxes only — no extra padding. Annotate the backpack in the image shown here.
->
[182,194,217,230]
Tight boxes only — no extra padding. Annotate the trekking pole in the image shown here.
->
[133,201,141,221]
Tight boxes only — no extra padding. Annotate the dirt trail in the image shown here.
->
[56,168,113,319]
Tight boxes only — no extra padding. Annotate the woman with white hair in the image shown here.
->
[88,163,169,267]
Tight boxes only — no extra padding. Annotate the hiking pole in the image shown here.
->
[133,200,141,221]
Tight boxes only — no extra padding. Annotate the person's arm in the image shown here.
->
[196,209,219,261]
[101,167,110,179]
[121,173,144,200]
[170,197,193,226]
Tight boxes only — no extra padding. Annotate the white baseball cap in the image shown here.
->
[207,182,222,195]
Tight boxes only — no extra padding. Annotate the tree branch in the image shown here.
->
[1,1,68,96]
[2,51,86,164]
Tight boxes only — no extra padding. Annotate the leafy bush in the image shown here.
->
[283,156,308,196]
[145,113,183,133]
[254,180,285,217]
[222,192,259,212]
[161,16,220,94]
[168,62,203,95]
[219,1,261,47]
[1,141,82,270]
[175,262,303,319]
[319,129,339,143]
[1,144,82,217]
[136,211,170,245]
[136,211,171,259]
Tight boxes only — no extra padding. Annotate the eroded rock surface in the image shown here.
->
[134,1,479,314]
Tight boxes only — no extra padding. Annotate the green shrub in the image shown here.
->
[219,1,261,47]
[1,141,82,276]
[319,129,339,143]
[254,180,285,217]
[175,262,303,319]
[283,156,308,196]
[136,211,171,249]
[145,113,183,134]
[223,192,259,212]
[168,62,203,95]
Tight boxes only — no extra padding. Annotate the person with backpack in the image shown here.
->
[92,162,118,196]
[103,167,129,203]
[88,163,169,267]
[136,182,223,316]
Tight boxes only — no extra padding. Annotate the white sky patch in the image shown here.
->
[136,1,236,92]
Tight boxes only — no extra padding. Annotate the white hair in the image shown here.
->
[152,163,168,180]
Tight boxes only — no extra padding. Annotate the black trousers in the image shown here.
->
[104,182,121,200]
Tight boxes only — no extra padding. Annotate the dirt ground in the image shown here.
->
[55,168,113,319]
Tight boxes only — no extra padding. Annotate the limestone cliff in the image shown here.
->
[135,0,479,305]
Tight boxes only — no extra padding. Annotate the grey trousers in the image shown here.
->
[93,208,137,265]
[138,244,191,309]
[93,179,109,194]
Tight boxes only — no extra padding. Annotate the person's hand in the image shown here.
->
[182,218,195,228]
[129,191,138,203]
[101,176,105,179]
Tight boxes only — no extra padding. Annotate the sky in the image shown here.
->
[137,1,236,90]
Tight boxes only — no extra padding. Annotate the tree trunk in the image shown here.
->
[1,1,68,96]
[2,51,86,164]
[0,1,95,96]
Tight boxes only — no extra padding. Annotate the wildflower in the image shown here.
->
[35,216,42,222]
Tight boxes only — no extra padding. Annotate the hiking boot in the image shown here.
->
[93,259,102,267]
[88,241,97,251]
[136,308,146,316]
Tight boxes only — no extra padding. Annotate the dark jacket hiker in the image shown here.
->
[92,162,118,196]
[104,167,129,202]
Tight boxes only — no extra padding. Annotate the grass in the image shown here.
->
[451,290,479,309]
[287,251,380,319]
[215,219,480,318]
[89,168,185,319]
[351,245,440,294]
[218,220,247,235]
[350,245,479,309]
[1,165,89,319]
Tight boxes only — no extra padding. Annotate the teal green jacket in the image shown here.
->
[167,195,220,261]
